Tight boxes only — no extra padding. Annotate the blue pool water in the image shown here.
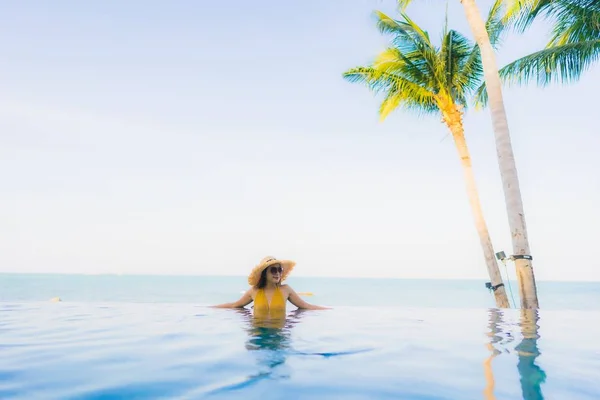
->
[1,274,600,399]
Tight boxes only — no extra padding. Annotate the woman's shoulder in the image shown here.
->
[246,286,258,295]
[279,284,292,293]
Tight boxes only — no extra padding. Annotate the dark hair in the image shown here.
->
[256,268,268,289]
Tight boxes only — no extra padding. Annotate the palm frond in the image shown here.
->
[374,10,432,51]
[342,66,438,119]
[397,0,413,12]
[373,47,431,86]
[441,30,455,96]
[373,48,407,72]
[374,11,439,84]
[374,10,414,38]
[342,66,437,102]
[503,0,600,38]
[546,0,600,45]
[379,91,405,120]
[473,80,489,109]
[501,39,600,86]
[486,0,600,101]
[486,0,509,48]
[474,39,600,107]
[445,31,485,105]
[398,12,432,46]
[501,0,545,31]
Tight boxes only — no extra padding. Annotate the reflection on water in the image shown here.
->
[516,309,546,400]
[233,308,308,381]
[483,308,502,400]
[484,308,547,400]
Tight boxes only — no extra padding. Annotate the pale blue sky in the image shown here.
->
[1,0,598,281]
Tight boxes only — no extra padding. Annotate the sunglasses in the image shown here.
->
[269,266,283,274]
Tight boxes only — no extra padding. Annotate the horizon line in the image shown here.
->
[1,271,598,283]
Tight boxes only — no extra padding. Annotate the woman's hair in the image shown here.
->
[256,268,268,289]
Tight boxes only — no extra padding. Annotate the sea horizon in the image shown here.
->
[3,273,600,312]
[2,271,598,284]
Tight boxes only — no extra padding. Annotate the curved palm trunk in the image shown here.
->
[442,106,510,308]
[460,0,539,309]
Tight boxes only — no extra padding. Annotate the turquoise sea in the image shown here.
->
[1,274,599,399]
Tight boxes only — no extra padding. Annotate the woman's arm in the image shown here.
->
[284,285,330,310]
[211,289,253,308]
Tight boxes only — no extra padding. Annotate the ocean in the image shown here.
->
[1,274,599,399]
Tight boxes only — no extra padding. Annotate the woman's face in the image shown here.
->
[267,264,283,284]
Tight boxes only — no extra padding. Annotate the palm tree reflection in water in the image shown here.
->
[483,308,506,400]
[516,309,546,400]
[484,308,546,400]
[234,308,308,381]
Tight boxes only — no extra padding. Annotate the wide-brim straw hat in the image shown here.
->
[248,256,296,287]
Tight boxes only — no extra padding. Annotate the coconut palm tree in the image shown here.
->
[343,11,511,308]
[462,0,540,310]
[470,0,597,309]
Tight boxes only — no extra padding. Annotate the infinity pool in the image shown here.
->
[1,302,598,399]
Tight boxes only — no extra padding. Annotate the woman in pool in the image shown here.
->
[212,256,330,313]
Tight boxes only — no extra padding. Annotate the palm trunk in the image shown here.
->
[460,0,539,309]
[442,106,510,308]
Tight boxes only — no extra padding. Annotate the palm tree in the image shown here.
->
[470,0,597,309]
[343,11,511,308]
[490,0,600,87]
[396,0,539,308]
[460,0,540,310]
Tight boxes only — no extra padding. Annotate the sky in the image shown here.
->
[1,0,598,282]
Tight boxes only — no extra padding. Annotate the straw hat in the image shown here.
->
[248,256,296,287]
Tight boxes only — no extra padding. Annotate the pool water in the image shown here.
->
[2,301,599,399]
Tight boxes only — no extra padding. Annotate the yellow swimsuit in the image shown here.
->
[253,286,286,321]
